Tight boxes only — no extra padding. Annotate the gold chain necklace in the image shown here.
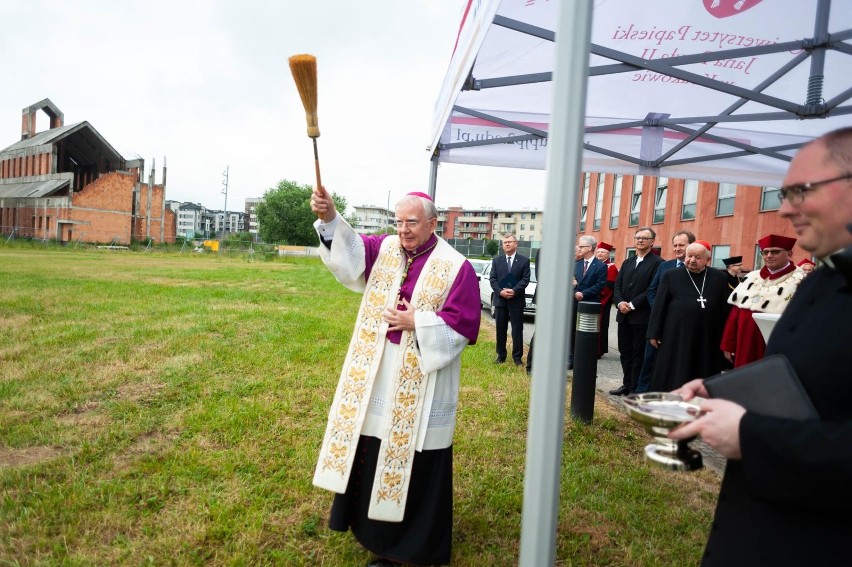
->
[396,239,439,305]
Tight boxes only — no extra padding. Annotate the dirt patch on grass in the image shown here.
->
[0,445,66,468]
[55,399,109,428]
[112,430,180,469]
[0,313,32,331]
[116,381,165,402]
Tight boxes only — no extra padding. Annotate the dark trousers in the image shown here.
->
[526,333,535,372]
[496,303,525,362]
[634,340,657,393]
[617,322,648,392]
[599,301,613,357]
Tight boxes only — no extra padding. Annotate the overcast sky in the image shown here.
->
[0,0,545,212]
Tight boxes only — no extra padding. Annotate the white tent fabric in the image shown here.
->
[429,0,852,187]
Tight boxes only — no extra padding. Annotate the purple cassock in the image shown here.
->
[360,233,480,345]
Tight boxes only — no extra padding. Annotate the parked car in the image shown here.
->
[467,258,490,280]
[479,262,537,318]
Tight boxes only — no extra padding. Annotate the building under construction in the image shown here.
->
[0,99,175,245]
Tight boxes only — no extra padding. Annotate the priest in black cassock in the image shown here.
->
[647,241,730,392]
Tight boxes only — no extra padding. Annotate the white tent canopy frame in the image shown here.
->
[428,0,852,189]
[426,1,852,565]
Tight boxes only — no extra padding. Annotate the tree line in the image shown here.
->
[256,180,359,245]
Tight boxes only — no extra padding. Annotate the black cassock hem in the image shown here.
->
[328,435,453,566]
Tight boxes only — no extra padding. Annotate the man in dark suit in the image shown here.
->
[489,234,531,365]
[633,230,695,393]
[609,227,663,395]
[670,126,852,565]
[568,235,609,369]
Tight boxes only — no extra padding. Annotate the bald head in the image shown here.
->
[779,129,852,257]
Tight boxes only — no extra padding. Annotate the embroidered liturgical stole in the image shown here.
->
[313,235,461,522]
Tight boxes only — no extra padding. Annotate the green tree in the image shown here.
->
[256,180,355,245]
[486,239,499,256]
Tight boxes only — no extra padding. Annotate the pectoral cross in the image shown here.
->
[697,296,707,309]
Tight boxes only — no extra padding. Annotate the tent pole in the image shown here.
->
[806,0,832,109]
[428,154,439,201]
[518,1,592,566]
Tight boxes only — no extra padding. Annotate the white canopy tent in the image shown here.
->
[429,0,852,186]
[426,1,852,565]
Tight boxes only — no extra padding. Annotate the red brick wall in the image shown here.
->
[580,173,807,270]
[68,172,174,244]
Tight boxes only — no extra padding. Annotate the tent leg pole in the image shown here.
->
[428,157,439,201]
[806,0,831,108]
[518,1,593,566]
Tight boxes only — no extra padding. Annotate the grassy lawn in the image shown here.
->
[0,245,719,566]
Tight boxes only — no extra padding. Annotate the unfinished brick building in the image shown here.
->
[0,99,175,245]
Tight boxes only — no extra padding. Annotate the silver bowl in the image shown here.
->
[622,392,704,471]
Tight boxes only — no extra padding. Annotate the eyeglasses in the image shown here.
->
[503,240,517,245]
[576,245,591,249]
[395,219,421,229]
[778,173,852,205]
[760,249,786,256]
[634,236,653,241]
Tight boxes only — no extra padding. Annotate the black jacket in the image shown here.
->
[489,254,531,308]
[612,253,663,325]
[700,265,852,565]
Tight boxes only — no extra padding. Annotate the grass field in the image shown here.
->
[0,245,719,566]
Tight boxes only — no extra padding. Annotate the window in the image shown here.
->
[531,213,537,219]
[629,175,643,226]
[753,244,763,271]
[712,245,730,269]
[682,180,698,220]
[717,183,736,216]
[653,177,668,223]
[593,174,605,230]
[579,173,590,231]
[521,224,526,230]
[521,213,526,219]
[530,224,535,230]
[760,186,781,211]
[627,247,637,259]
[610,175,622,229]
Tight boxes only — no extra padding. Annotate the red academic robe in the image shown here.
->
[598,262,618,356]
[720,305,766,368]
[719,262,798,368]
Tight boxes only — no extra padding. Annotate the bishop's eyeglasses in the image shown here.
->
[778,173,852,205]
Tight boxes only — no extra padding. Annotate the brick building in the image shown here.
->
[0,99,175,245]
[576,172,808,271]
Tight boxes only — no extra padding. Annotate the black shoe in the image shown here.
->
[567,363,574,370]
[514,359,523,366]
[494,357,506,364]
[609,385,631,396]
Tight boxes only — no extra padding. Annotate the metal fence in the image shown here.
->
[446,238,538,259]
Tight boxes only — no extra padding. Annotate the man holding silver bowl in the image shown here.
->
[667,128,852,565]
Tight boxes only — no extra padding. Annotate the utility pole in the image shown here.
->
[221,166,229,238]
[386,190,391,234]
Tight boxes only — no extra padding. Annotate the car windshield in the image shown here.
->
[467,259,489,275]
